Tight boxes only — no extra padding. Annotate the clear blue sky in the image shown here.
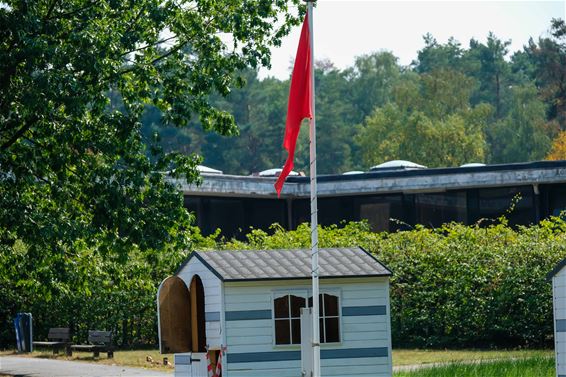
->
[260,0,566,79]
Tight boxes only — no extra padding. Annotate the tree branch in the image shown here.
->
[1,123,33,151]
[44,0,60,20]
[120,36,178,58]
[115,40,189,78]
[47,1,98,20]
[150,40,189,65]
[123,5,148,37]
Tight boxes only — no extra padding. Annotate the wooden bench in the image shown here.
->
[33,327,72,356]
[71,330,113,358]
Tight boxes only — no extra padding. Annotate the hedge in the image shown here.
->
[222,218,566,348]
[2,217,566,349]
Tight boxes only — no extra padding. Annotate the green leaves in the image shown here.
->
[0,0,304,344]
[0,0,304,257]
[356,69,489,168]
[214,218,566,348]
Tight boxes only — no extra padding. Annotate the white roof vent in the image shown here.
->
[342,170,365,175]
[258,168,300,177]
[460,163,486,168]
[370,160,427,171]
[197,165,223,175]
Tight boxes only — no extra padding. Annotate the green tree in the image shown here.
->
[356,69,489,168]
[465,33,511,117]
[413,34,465,73]
[523,18,566,129]
[488,85,557,163]
[350,51,402,119]
[356,104,488,168]
[191,71,291,175]
[310,62,359,173]
[0,1,307,341]
[0,0,304,258]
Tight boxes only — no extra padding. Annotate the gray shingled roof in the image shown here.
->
[182,247,391,281]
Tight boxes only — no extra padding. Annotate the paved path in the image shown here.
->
[0,356,172,377]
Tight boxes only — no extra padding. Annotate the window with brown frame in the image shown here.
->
[308,293,340,343]
[274,294,306,345]
[273,292,340,345]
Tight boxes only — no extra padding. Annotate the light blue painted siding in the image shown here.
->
[223,278,392,377]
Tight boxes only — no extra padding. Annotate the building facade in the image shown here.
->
[175,161,566,238]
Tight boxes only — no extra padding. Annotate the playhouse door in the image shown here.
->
[174,352,208,377]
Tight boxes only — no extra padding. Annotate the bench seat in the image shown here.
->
[33,341,66,346]
[33,328,71,356]
[71,330,113,358]
[70,344,106,351]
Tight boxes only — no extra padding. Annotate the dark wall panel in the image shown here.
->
[185,182,555,237]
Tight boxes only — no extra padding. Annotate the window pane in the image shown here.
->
[290,295,306,317]
[307,295,323,313]
[319,318,325,343]
[275,320,290,344]
[291,319,301,344]
[325,318,340,343]
[274,296,289,318]
[415,191,467,228]
[324,294,338,316]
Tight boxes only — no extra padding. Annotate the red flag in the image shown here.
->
[274,12,312,197]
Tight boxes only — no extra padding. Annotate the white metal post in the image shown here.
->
[307,2,321,376]
[300,307,314,376]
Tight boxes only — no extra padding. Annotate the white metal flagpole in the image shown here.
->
[307,1,321,376]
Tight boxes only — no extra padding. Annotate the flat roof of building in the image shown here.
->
[170,160,566,198]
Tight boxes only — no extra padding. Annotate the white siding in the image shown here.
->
[177,258,223,348]
[223,278,392,377]
[554,269,566,377]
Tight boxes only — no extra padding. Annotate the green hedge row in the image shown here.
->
[2,218,565,349]
[223,218,566,348]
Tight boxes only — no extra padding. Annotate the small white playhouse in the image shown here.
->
[157,247,393,377]
[549,259,566,377]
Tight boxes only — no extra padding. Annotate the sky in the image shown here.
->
[260,0,566,80]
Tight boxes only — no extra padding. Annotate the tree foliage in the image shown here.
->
[221,219,566,348]
[488,85,557,163]
[356,69,489,167]
[546,130,566,160]
[0,0,304,342]
[142,19,565,175]
[0,0,303,255]
[524,18,566,129]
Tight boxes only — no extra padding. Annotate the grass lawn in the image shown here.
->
[394,356,554,376]
[392,348,553,366]
[1,349,175,370]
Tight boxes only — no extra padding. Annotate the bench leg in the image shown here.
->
[66,345,72,357]
[53,346,59,355]
[93,350,100,358]
[107,350,114,359]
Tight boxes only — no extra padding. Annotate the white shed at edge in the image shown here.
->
[549,259,566,377]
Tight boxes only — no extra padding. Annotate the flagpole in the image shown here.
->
[307,1,321,377]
